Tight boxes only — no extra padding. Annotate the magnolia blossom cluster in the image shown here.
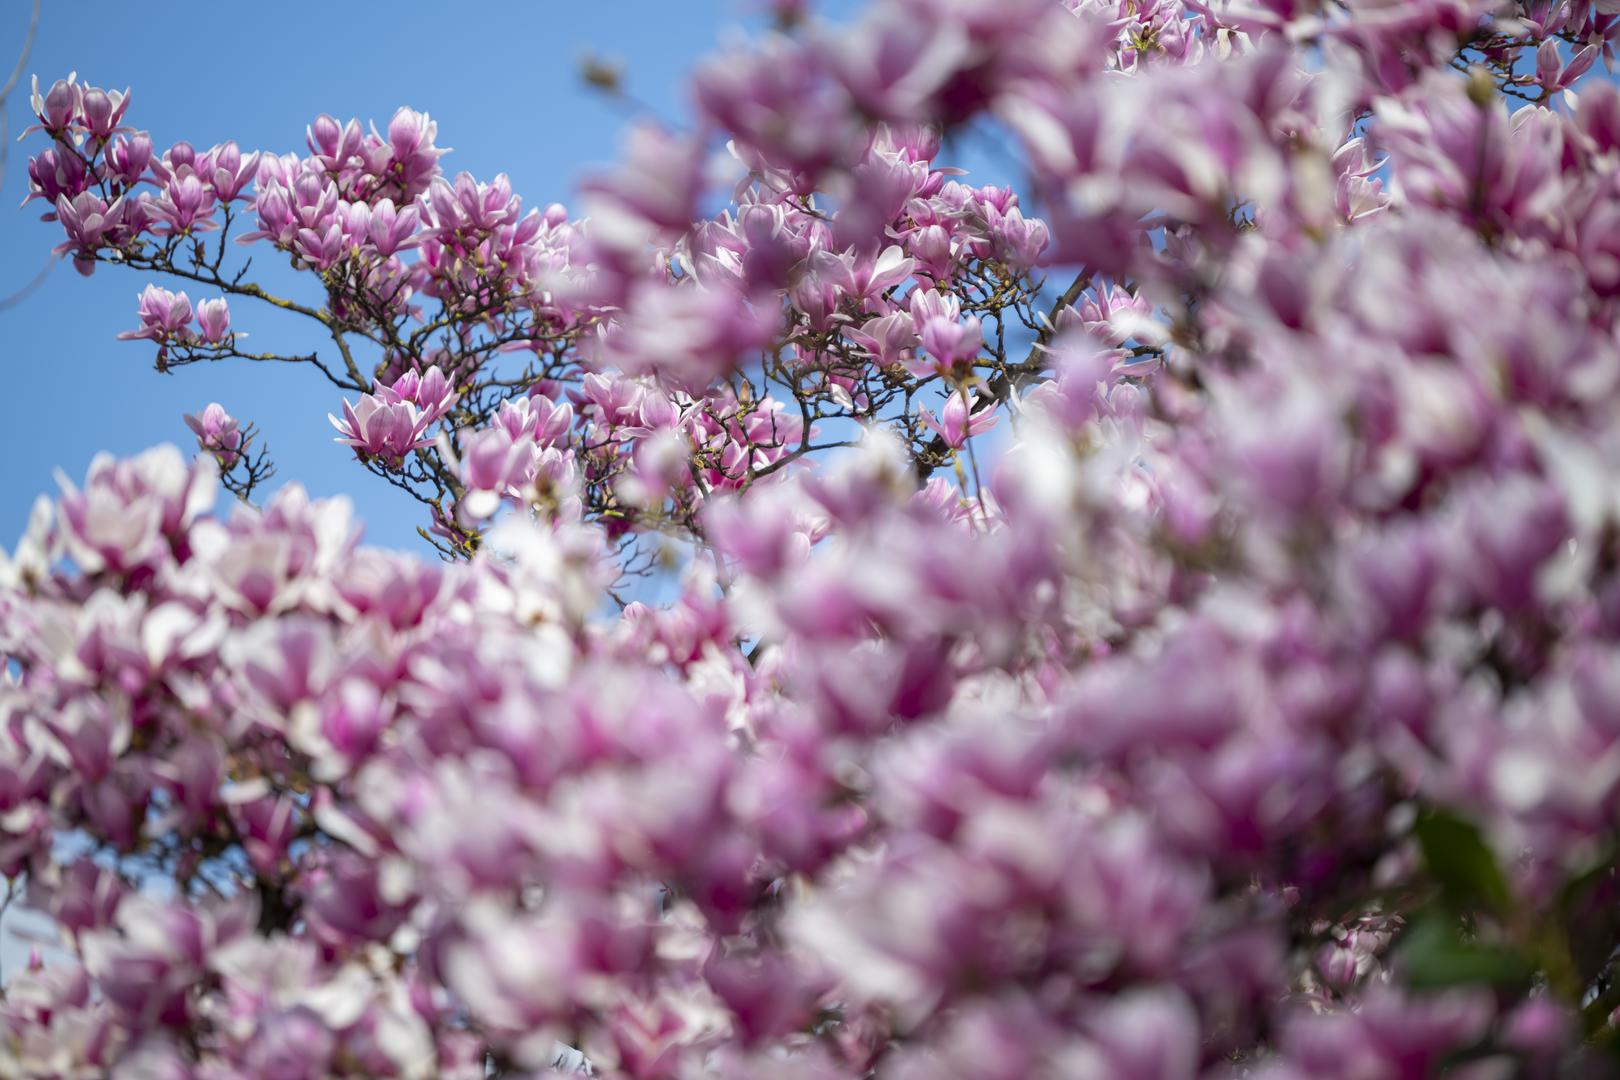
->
[21,10,1067,548]
[15,0,1620,1076]
[114,286,230,350]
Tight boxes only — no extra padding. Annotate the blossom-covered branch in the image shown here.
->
[10,0,1620,1077]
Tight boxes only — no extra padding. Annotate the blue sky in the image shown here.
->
[0,0,862,553]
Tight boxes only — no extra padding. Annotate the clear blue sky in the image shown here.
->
[0,0,861,552]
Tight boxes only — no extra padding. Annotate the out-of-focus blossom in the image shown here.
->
[17,3,1620,1077]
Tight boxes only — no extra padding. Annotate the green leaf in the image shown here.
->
[1557,842,1616,914]
[1398,916,1533,990]
[1414,809,1511,913]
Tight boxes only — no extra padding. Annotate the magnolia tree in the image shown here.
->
[11,0,1620,1075]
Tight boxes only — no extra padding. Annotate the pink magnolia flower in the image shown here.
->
[51,445,214,575]
[376,365,456,425]
[452,426,540,521]
[24,147,90,216]
[844,310,919,369]
[183,403,244,468]
[904,222,956,280]
[597,282,778,395]
[915,313,983,375]
[78,85,132,141]
[919,390,999,449]
[986,204,1049,268]
[306,112,364,174]
[811,244,916,309]
[293,220,346,268]
[194,298,231,344]
[25,75,82,137]
[1078,281,1154,345]
[493,395,573,448]
[202,141,260,202]
[52,193,127,275]
[365,197,422,256]
[117,284,194,343]
[580,124,707,245]
[106,132,154,186]
[146,173,219,236]
[382,107,446,199]
[329,393,433,466]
